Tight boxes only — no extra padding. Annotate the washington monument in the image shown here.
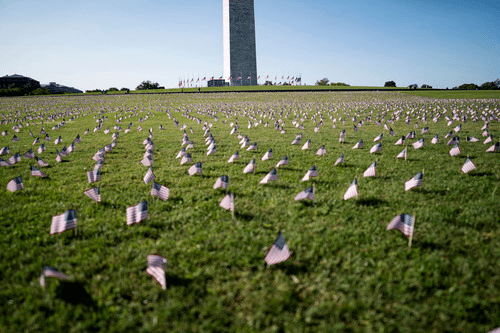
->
[223,0,257,86]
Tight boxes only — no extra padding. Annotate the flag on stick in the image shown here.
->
[396,148,407,159]
[486,142,499,152]
[176,147,186,159]
[126,201,148,225]
[352,140,363,149]
[87,169,101,183]
[302,139,311,150]
[449,144,461,156]
[316,145,326,156]
[213,175,229,190]
[228,150,239,163]
[84,187,101,202]
[461,158,476,174]
[412,138,424,149]
[276,155,289,168]
[431,134,439,144]
[0,158,10,167]
[181,153,192,165]
[264,231,291,265]
[8,152,21,165]
[301,165,317,181]
[334,153,344,166]
[31,165,47,177]
[344,178,358,200]
[7,176,24,192]
[395,136,405,145]
[405,172,423,191]
[387,214,414,237]
[146,255,167,290]
[294,186,314,201]
[151,182,169,201]
[40,266,70,288]
[262,148,273,161]
[143,167,155,183]
[363,162,377,177]
[141,155,153,167]
[260,168,278,184]
[370,142,382,154]
[243,159,256,174]
[50,210,77,234]
[188,162,203,176]
[219,193,234,211]
[0,146,9,155]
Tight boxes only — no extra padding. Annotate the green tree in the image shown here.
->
[107,87,119,92]
[315,78,330,86]
[136,81,163,90]
[384,81,396,87]
[31,88,50,95]
[408,84,418,90]
[480,80,500,90]
[421,84,432,89]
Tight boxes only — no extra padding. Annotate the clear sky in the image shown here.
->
[1,0,498,91]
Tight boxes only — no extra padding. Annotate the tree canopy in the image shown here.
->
[136,81,164,90]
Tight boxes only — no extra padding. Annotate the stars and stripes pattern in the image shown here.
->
[260,168,278,184]
[264,231,291,265]
[301,165,317,181]
[219,193,234,211]
[262,148,273,161]
[461,158,476,174]
[334,153,344,166]
[87,169,101,183]
[7,176,24,192]
[370,142,382,154]
[31,165,47,177]
[344,178,358,200]
[228,150,239,163]
[363,161,377,177]
[188,162,203,176]
[431,135,439,144]
[405,172,423,191]
[276,155,289,168]
[84,187,101,202]
[146,255,167,290]
[213,175,229,190]
[449,144,461,156]
[395,136,405,145]
[50,210,77,234]
[127,201,148,225]
[413,138,424,149]
[316,145,326,156]
[352,140,363,149]
[151,182,170,201]
[243,159,256,174]
[180,153,192,165]
[396,147,407,159]
[143,167,156,183]
[294,186,314,201]
[387,214,414,237]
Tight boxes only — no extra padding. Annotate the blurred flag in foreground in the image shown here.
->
[213,175,229,190]
[363,162,377,177]
[265,231,291,265]
[146,255,167,290]
[344,178,358,200]
[50,210,77,235]
[84,187,101,202]
[40,266,70,288]
[219,193,234,211]
[461,158,476,174]
[243,159,255,174]
[188,162,203,176]
[143,167,155,183]
[294,186,314,201]
[387,214,414,237]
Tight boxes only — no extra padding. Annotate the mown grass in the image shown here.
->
[1,91,499,332]
[403,90,500,100]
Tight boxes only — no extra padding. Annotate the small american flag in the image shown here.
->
[301,165,317,181]
[265,231,291,265]
[352,140,363,149]
[316,145,326,156]
[449,144,461,156]
[213,175,229,190]
[54,136,62,145]
[262,148,273,161]
[447,136,459,146]
[84,187,101,202]
[344,178,358,200]
[301,139,311,150]
[370,142,382,154]
[334,153,344,166]
[151,182,170,201]
[294,186,314,201]
[484,135,493,144]
[243,159,255,174]
[31,165,47,177]
[0,158,10,166]
[33,137,40,145]
[412,138,424,149]
[260,168,278,184]
[219,193,234,211]
[127,201,148,225]
[395,136,405,145]
[141,155,153,167]
[87,169,101,183]
[146,255,167,290]
[0,146,9,155]
[363,162,377,178]
[36,156,49,167]
[188,162,203,176]
[276,155,289,168]
[431,134,439,144]
[74,134,81,143]
[8,152,21,165]
[40,266,70,288]
[374,133,383,142]
[466,136,479,142]
[50,210,77,234]
[228,150,239,163]
[396,148,407,159]
[181,153,192,165]
[176,147,186,159]
[7,176,24,192]
[405,172,423,191]
[143,167,156,183]
[387,214,414,237]
[461,158,476,173]
[486,142,499,152]
[247,142,257,151]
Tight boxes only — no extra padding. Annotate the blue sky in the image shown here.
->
[1,0,498,91]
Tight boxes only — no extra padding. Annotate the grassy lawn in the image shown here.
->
[1,91,499,332]
[402,90,500,100]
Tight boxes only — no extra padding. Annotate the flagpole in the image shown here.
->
[409,211,416,248]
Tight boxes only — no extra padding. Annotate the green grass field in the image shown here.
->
[1,91,499,332]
